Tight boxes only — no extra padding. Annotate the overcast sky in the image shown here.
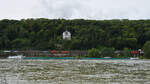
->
[0,0,150,20]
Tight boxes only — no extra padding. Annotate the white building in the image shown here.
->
[63,31,71,40]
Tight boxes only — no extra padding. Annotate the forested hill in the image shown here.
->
[0,18,150,50]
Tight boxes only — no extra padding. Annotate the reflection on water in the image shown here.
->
[0,59,150,84]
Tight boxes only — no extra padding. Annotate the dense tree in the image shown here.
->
[143,41,150,59]
[0,19,150,50]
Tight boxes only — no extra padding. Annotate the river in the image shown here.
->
[0,59,150,84]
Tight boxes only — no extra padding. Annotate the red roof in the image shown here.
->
[61,51,69,54]
[50,50,59,54]
[131,50,139,54]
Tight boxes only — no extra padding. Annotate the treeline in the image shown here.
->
[0,18,150,50]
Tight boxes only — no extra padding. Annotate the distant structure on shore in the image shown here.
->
[63,30,71,40]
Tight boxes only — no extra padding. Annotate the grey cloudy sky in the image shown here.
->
[0,0,150,20]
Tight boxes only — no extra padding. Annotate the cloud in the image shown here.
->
[34,0,150,20]
[0,0,38,20]
[0,0,150,20]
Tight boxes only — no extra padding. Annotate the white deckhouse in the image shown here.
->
[63,31,71,40]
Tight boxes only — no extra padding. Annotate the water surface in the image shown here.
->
[0,59,150,84]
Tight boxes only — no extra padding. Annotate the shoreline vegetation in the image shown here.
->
[0,48,146,59]
[0,19,150,59]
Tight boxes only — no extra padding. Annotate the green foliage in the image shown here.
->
[143,41,150,59]
[123,48,131,58]
[0,19,150,50]
[11,38,30,50]
[100,47,115,57]
[88,48,100,57]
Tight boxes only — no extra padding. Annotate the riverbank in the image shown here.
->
[23,57,132,60]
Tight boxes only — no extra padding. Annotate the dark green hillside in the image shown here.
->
[0,19,150,50]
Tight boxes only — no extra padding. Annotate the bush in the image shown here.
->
[100,47,115,57]
[88,48,100,57]
[143,41,150,59]
[123,48,131,58]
